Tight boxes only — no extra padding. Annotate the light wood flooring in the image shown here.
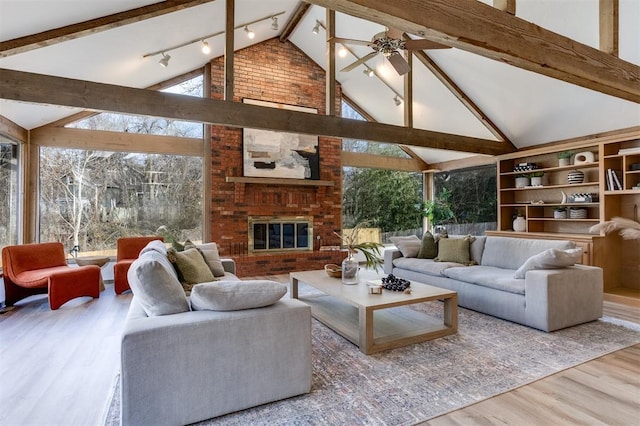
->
[0,276,638,426]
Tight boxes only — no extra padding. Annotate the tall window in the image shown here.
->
[0,137,20,264]
[432,165,497,235]
[341,101,423,241]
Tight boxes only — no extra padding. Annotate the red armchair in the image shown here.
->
[2,242,101,310]
[114,236,163,294]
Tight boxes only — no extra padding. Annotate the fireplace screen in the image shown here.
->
[249,216,312,253]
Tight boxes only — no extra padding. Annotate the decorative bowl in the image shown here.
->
[324,264,342,278]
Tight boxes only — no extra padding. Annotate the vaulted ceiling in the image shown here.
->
[1,0,638,163]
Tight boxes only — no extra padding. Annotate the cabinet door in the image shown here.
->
[572,241,592,265]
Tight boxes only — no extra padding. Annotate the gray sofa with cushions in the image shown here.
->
[384,235,603,332]
[120,241,312,426]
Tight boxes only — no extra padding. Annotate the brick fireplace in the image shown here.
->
[209,38,345,276]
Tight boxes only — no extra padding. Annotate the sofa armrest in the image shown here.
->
[524,265,603,332]
[221,258,236,274]
[383,248,403,275]
[121,298,311,425]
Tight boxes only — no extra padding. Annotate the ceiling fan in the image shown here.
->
[332,28,450,76]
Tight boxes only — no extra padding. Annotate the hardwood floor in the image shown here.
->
[0,277,638,426]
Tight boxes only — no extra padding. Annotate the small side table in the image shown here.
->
[75,256,110,291]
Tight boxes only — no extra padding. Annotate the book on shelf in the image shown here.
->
[606,169,622,191]
[618,147,640,155]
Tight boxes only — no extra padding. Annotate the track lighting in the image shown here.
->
[271,16,278,31]
[201,40,210,54]
[158,53,170,68]
[312,20,321,34]
[363,68,374,77]
[394,95,402,106]
[245,26,255,39]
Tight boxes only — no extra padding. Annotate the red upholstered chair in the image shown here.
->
[2,242,101,310]
[114,236,164,294]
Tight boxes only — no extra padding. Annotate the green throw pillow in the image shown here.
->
[435,237,474,265]
[167,247,215,285]
[417,231,438,259]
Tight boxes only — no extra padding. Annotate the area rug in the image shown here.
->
[103,295,640,426]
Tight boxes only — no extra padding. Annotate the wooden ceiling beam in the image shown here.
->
[493,0,516,15]
[0,0,217,58]
[305,0,640,103]
[341,151,424,172]
[279,2,312,42]
[0,114,28,142]
[599,0,619,56]
[0,68,514,156]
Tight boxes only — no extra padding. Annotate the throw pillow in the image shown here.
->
[190,280,287,311]
[166,247,215,284]
[183,239,197,250]
[127,251,190,316]
[513,248,583,279]
[435,236,474,265]
[196,242,226,277]
[390,235,421,258]
[417,231,438,259]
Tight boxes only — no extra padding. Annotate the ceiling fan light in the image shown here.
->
[312,20,321,34]
[245,26,255,39]
[158,53,171,68]
[363,68,374,77]
[271,16,279,31]
[201,40,210,54]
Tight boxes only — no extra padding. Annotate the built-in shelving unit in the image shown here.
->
[494,132,640,307]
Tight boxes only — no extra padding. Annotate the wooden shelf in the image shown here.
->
[485,230,599,239]
[226,176,334,186]
[527,218,599,222]
[604,189,640,195]
[500,162,598,176]
[500,182,598,191]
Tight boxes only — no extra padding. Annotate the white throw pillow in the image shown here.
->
[190,280,287,311]
[127,251,191,316]
[390,235,421,258]
[513,248,583,279]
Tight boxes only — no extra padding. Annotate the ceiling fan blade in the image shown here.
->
[386,27,403,39]
[387,51,411,76]
[329,37,374,47]
[340,51,379,72]
[404,39,451,50]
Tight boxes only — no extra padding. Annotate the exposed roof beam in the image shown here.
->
[306,0,640,103]
[493,0,516,15]
[0,68,514,156]
[341,151,425,172]
[411,48,514,148]
[599,0,619,56]
[279,2,312,42]
[0,0,217,58]
[0,114,28,142]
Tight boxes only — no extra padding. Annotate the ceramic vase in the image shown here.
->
[513,216,526,232]
[515,176,530,188]
[567,170,584,184]
[559,158,570,167]
[531,176,543,186]
[341,253,359,285]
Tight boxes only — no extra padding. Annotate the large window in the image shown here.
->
[39,148,202,255]
[0,137,20,263]
[432,165,497,235]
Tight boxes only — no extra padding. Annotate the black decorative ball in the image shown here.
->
[380,274,411,292]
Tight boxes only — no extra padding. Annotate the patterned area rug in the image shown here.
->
[104,291,640,426]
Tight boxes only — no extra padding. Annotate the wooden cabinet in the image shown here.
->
[495,132,640,306]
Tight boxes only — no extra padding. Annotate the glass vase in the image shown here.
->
[341,254,359,285]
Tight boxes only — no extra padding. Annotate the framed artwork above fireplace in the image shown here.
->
[242,99,319,180]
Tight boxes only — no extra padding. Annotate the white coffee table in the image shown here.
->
[290,269,457,354]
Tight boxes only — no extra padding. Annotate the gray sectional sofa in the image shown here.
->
[384,235,603,332]
[120,241,312,426]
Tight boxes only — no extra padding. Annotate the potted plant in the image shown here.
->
[515,174,530,188]
[530,171,544,186]
[334,221,383,284]
[557,150,574,167]
[422,189,456,231]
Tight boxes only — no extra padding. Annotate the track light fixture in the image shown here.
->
[158,52,171,67]
[271,16,279,31]
[394,95,402,106]
[312,20,321,34]
[363,68,374,77]
[245,26,255,39]
[201,40,210,54]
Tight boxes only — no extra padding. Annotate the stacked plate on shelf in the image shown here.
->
[569,208,588,219]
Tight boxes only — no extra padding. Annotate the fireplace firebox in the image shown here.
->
[248,216,313,253]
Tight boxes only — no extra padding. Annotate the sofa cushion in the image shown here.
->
[417,232,438,259]
[436,236,475,265]
[195,242,226,277]
[393,257,465,277]
[513,248,583,279]
[127,250,190,316]
[190,280,287,311]
[167,247,215,285]
[390,235,421,258]
[444,265,526,295]
[481,237,574,270]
